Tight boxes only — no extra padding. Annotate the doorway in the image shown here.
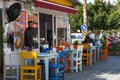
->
[0,8,3,74]
[39,13,53,47]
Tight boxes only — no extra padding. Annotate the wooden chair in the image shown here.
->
[73,45,83,72]
[56,46,64,52]
[4,48,20,80]
[65,45,74,71]
[49,50,66,80]
[100,41,109,61]
[64,42,70,48]
[82,44,90,65]
[20,51,42,80]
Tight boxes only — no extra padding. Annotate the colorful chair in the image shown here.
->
[41,47,52,53]
[100,41,109,61]
[65,45,75,71]
[56,46,64,52]
[82,44,90,65]
[20,51,42,80]
[73,45,83,72]
[4,48,20,80]
[64,42,70,48]
[49,50,66,80]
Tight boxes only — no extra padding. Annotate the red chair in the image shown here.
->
[100,41,109,61]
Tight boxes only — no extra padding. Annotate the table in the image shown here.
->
[96,44,102,60]
[90,46,97,65]
[37,53,58,80]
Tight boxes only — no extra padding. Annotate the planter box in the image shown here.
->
[109,51,120,56]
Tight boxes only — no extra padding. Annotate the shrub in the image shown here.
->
[109,41,120,52]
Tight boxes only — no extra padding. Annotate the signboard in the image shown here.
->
[81,24,87,37]
[81,24,87,30]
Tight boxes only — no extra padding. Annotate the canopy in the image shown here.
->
[34,0,78,14]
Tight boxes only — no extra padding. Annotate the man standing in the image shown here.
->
[24,21,34,51]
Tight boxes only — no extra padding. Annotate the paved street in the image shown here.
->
[1,56,120,80]
[65,56,120,80]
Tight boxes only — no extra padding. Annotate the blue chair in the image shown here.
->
[42,47,52,53]
[38,48,53,80]
[49,50,66,80]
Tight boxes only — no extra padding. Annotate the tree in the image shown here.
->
[83,0,87,25]
[70,0,120,32]
[69,6,83,32]
[87,1,109,30]
[106,0,120,29]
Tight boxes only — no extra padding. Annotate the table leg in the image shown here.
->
[70,51,74,72]
[44,58,49,80]
[94,47,96,63]
[90,48,92,66]
[98,46,100,60]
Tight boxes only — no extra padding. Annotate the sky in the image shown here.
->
[87,0,116,4]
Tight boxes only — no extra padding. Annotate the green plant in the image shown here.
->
[73,40,78,45]
[0,25,4,60]
[109,41,120,52]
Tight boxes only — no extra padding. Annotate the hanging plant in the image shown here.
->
[0,25,4,60]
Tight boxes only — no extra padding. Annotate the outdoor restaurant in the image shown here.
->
[0,0,108,80]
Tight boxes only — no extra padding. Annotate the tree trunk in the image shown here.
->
[83,0,87,25]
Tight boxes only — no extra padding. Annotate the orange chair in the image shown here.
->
[100,41,109,61]
[20,51,42,80]
[64,42,70,48]
[56,46,64,52]
[82,44,90,65]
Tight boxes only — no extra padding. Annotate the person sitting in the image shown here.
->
[82,35,94,45]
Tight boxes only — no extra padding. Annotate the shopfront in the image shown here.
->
[3,0,79,52]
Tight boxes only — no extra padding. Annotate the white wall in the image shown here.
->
[0,0,3,8]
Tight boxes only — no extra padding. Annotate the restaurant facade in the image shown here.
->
[2,0,81,53]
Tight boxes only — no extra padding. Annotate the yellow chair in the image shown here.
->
[82,44,90,65]
[20,51,42,80]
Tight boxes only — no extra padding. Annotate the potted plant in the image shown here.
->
[73,40,78,49]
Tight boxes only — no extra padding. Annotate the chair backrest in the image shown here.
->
[58,51,66,66]
[41,48,52,53]
[83,44,89,54]
[43,44,49,49]
[64,42,70,48]
[4,48,20,65]
[70,45,74,50]
[76,45,83,59]
[105,41,109,51]
[20,51,37,67]
[56,46,64,52]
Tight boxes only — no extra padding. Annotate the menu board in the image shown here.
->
[14,11,26,50]
[6,11,26,51]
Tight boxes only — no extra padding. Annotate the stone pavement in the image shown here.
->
[65,56,120,80]
[0,56,120,80]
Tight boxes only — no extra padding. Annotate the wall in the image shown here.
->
[0,0,3,8]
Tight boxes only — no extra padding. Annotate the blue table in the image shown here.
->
[37,53,58,80]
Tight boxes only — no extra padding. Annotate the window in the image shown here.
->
[56,17,67,45]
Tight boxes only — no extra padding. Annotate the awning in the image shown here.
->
[34,0,78,14]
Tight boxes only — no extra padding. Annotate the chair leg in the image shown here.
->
[76,62,78,72]
[35,70,37,80]
[87,56,89,66]
[4,66,6,80]
[16,67,19,80]
[80,63,82,71]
